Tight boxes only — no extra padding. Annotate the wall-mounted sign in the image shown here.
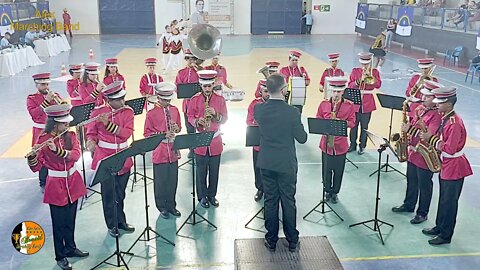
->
[314,5,331,12]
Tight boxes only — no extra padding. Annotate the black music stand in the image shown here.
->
[368,93,407,178]
[69,102,97,210]
[90,148,134,270]
[125,97,153,192]
[303,118,346,222]
[342,88,362,169]
[174,132,217,236]
[349,130,394,245]
[176,83,201,168]
[126,134,175,256]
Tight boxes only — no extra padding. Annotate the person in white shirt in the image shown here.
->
[25,28,38,48]
[190,0,207,25]
[302,11,313,34]
[1,32,12,49]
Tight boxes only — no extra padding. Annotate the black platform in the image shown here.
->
[234,236,344,270]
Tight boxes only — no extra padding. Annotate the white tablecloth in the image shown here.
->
[0,47,45,77]
[34,34,71,57]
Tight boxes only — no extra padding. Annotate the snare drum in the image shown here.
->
[222,90,230,101]
[229,89,245,101]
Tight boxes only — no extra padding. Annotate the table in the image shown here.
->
[0,47,44,77]
[34,34,71,57]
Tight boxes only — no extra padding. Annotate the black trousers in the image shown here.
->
[252,149,263,192]
[261,168,299,245]
[183,113,195,134]
[349,111,372,149]
[101,171,130,229]
[404,162,434,216]
[39,166,48,187]
[153,162,179,212]
[322,152,347,194]
[196,152,221,199]
[49,200,78,261]
[306,25,312,34]
[435,177,464,241]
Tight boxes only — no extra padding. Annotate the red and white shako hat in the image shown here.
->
[358,52,373,64]
[266,61,280,72]
[327,53,340,62]
[328,76,348,91]
[289,50,302,60]
[184,49,194,58]
[69,64,84,73]
[417,58,434,69]
[420,80,444,96]
[144,57,158,66]
[432,86,457,103]
[105,58,118,67]
[154,82,176,100]
[84,62,101,75]
[44,104,73,122]
[259,79,267,89]
[32,72,51,84]
[102,81,126,99]
[197,70,217,85]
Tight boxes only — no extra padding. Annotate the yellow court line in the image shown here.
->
[341,252,480,262]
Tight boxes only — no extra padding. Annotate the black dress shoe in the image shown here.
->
[288,241,299,252]
[169,209,181,217]
[254,190,263,202]
[200,197,210,208]
[347,145,356,153]
[66,248,89,258]
[264,239,276,252]
[108,228,119,237]
[392,204,414,213]
[428,236,451,245]
[209,196,219,207]
[56,258,72,270]
[410,215,427,224]
[324,192,331,202]
[118,223,135,233]
[358,148,365,155]
[331,194,338,204]
[160,209,170,219]
[422,227,440,236]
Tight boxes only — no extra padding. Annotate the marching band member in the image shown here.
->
[405,58,438,120]
[319,53,345,96]
[205,54,233,89]
[26,72,63,191]
[246,79,268,202]
[316,77,355,203]
[78,62,105,108]
[139,57,164,111]
[86,81,135,237]
[420,86,472,245]
[279,50,310,114]
[27,104,88,270]
[187,70,228,208]
[176,48,200,158]
[392,80,443,224]
[255,61,279,98]
[347,52,382,155]
[164,27,184,73]
[103,58,126,89]
[157,25,172,69]
[144,83,182,219]
[66,64,84,106]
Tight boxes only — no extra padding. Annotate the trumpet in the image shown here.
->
[361,64,376,86]
[46,89,64,104]
[409,65,436,98]
[94,79,106,90]
[25,129,70,158]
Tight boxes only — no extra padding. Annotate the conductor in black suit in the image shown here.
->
[254,73,308,252]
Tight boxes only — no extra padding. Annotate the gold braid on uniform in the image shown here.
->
[55,148,69,159]
[41,99,50,109]
[90,89,100,99]
[27,154,38,167]
[106,121,119,134]
[407,126,420,137]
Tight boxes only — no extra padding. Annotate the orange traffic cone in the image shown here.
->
[60,63,67,76]
[89,48,94,59]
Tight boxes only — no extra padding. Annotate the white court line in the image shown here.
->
[90,36,154,48]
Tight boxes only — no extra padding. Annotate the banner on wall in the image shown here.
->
[356,3,368,29]
[0,5,15,36]
[396,6,414,36]
[190,0,232,28]
[476,27,480,50]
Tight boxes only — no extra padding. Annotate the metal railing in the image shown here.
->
[366,4,478,34]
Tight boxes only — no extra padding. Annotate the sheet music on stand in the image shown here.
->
[177,83,201,99]
[125,97,146,115]
[70,102,95,126]
[365,130,398,159]
[308,118,347,137]
[343,88,362,105]
[376,93,409,111]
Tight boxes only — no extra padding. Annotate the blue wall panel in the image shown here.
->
[251,0,302,35]
[99,0,154,34]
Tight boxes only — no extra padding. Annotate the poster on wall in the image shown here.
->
[396,6,413,36]
[355,3,368,29]
[190,0,232,28]
[0,5,15,36]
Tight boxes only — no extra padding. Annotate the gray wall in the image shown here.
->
[356,18,477,65]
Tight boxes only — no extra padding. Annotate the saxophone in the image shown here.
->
[204,94,213,130]
[391,101,409,162]
[165,106,180,157]
[326,98,338,148]
[415,109,442,173]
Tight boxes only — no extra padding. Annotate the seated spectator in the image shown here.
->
[471,51,480,66]
[1,32,12,49]
[25,28,38,48]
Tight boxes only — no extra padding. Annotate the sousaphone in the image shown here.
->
[188,24,222,61]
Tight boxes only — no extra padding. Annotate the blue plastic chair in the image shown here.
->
[465,63,480,83]
[444,46,463,66]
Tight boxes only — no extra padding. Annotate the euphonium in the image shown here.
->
[391,101,409,162]
[415,109,442,173]
[326,98,338,148]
